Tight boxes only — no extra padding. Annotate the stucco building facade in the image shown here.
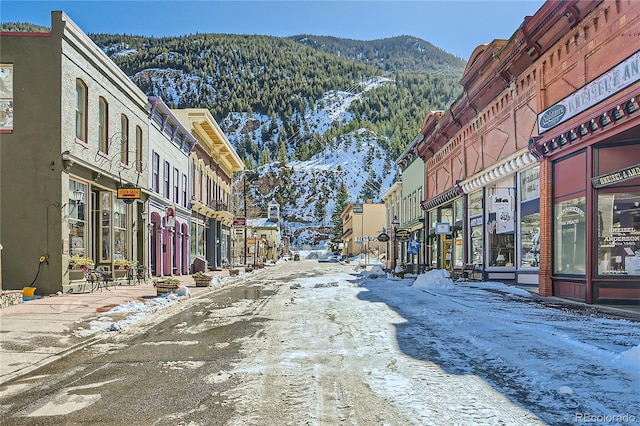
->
[0,12,150,293]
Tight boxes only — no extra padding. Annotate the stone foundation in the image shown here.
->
[0,290,24,309]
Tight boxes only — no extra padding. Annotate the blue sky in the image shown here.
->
[1,1,544,60]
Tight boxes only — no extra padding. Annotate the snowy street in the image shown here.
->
[1,260,637,425]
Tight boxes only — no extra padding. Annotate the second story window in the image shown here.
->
[173,168,179,204]
[182,173,187,207]
[98,97,108,154]
[135,126,143,173]
[164,161,170,199]
[152,152,160,193]
[120,114,129,165]
[75,79,87,142]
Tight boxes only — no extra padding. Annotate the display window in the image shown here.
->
[428,210,438,269]
[68,180,87,259]
[519,166,540,268]
[190,220,206,258]
[487,178,515,267]
[453,198,464,268]
[100,191,111,262]
[113,197,129,261]
[554,196,587,275]
[468,190,483,266]
[596,192,640,276]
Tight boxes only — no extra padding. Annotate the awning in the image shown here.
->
[420,186,463,211]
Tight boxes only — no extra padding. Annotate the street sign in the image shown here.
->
[396,229,411,242]
[377,233,390,242]
[233,217,246,227]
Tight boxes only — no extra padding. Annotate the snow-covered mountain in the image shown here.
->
[224,79,398,245]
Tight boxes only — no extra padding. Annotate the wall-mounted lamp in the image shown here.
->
[72,188,85,203]
[93,172,102,182]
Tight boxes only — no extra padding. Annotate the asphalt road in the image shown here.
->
[0,261,542,425]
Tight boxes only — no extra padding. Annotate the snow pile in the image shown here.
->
[73,293,189,337]
[613,344,640,373]
[468,281,532,297]
[413,269,454,290]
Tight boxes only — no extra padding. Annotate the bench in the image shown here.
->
[454,264,479,281]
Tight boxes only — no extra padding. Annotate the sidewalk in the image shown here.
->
[0,270,248,386]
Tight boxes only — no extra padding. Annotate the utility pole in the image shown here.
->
[243,173,248,266]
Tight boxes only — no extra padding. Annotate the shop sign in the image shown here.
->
[470,216,483,227]
[603,227,640,246]
[591,163,640,188]
[352,203,363,214]
[117,183,140,204]
[396,229,411,241]
[520,167,540,201]
[233,217,246,227]
[377,232,390,242]
[538,49,640,134]
[557,206,585,226]
[434,222,450,235]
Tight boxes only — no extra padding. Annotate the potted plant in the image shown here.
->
[192,271,212,287]
[114,259,134,269]
[69,256,94,270]
[153,277,180,296]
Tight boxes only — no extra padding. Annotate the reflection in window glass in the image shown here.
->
[554,197,587,275]
[597,192,640,276]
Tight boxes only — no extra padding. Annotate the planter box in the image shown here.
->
[229,269,239,276]
[155,284,177,296]
[194,278,211,287]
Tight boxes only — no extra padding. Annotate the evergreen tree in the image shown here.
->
[331,181,349,243]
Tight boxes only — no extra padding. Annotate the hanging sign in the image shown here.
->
[117,183,140,204]
[396,229,411,242]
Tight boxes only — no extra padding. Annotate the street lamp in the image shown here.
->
[392,215,400,271]
[253,230,258,267]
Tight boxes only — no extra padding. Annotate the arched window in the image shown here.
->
[75,79,87,142]
[135,126,143,173]
[98,97,108,154]
[120,114,129,164]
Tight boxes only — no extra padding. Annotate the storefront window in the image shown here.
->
[68,180,87,258]
[597,192,640,276]
[113,197,128,261]
[554,197,587,275]
[468,190,483,266]
[487,178,515,267]
[190,220,206,258]
[520,166,540,268]
[453,198,464,268]
[100,192,111,262]
[428,210,438,269]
